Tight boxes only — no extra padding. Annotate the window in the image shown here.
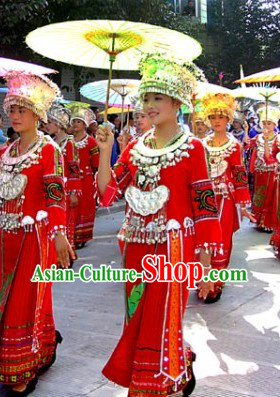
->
[171,0,208,23]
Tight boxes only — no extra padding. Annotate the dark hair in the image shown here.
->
[108,114,119,123]
[90,106,99,113]
[0,114,3,121]
[125,113,134,124]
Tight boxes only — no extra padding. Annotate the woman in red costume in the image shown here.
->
[96,53,222,397]
[47,104,81,262]
[262,106,280,257]
[250,106,279,231]
[201,93,255,303]
[0,72,73,396]
[67,103,99,249]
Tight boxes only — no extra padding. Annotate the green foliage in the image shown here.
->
[201,0,280,85]
[1,0,279,88]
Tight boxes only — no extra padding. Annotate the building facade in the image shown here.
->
[171,0,208,23]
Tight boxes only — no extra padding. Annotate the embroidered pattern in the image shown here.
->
[89,145,99,156]
[194,188,217,213]
[68,162,80,178]
[232,165,248,187]
[44,176,65,210]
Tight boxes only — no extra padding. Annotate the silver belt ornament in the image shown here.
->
[125,185,170,216]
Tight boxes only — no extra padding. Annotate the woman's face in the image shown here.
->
[71,118,86,134]
[262,120,275,134]
[8,105,38,133]
[143,93,180,127]
[233,120,242,130]
[113,117,121,129]
[135,112,152,132]
[209,114,229,132]
[46,120,59,135]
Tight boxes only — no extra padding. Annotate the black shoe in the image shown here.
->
[38,330,63,374]
[6,377,38,396]
[75,242,86,250]
[183,368,196,396]
[204,291,222,304]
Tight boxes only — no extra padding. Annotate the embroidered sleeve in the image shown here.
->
[89,136,100,175]
[96,141,134,207]
[42,143,66,239]
[65,139,82,195]
[230,143,251,206]
[189,139,222,253]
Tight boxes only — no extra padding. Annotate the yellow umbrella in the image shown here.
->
[100,107,133,115]
[26,20,202,121]
[235,66,280,84]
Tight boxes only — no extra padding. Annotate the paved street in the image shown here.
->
[1,204,280,397]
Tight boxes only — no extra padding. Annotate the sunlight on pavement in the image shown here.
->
[220,353,259,375]
[243,272,280,337]
[183,316,226,379]
[244,245,275,261]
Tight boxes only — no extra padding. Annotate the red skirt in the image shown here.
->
[0,225,56,385]
[66,195,78,259]
[75,174,96,244]
[203,194,239,299]
[102,239,194,396]
[270,177,280,258]
[252,171,275,229]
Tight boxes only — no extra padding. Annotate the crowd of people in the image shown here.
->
[0,52,279,397]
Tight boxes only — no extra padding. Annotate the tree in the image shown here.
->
[203,0,280,85]
[0,0,204,92]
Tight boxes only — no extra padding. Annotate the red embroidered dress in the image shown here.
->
[74,134,99,245]
[97,130,222,396]
[264,135,280,257]
[58,135,81,258]
[0,132,66,385]
[204,134,251,296]
[249,133,277,230]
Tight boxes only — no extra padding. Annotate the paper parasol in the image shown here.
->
[80,79,139,129]
[80,79,139,107]
[26,19,202,120]
[235,66,280,84]
[0,57,57,77]
[194,82,232,99]
[232,86,280,102]
[233,84,280,120]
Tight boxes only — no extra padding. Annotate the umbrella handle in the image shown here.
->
[104,35,116,123]
[120,95,125,132]
[127,105,130,128]
[191,94,196,133]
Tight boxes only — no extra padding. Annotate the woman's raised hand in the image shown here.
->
[96,124,114,152]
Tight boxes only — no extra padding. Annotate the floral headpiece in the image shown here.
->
[66,102,96,127]
[257,105,280,126]
[139,53,204,109]
[202,93,237,123]
[48,104,71,130]
[3,72,59,123]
